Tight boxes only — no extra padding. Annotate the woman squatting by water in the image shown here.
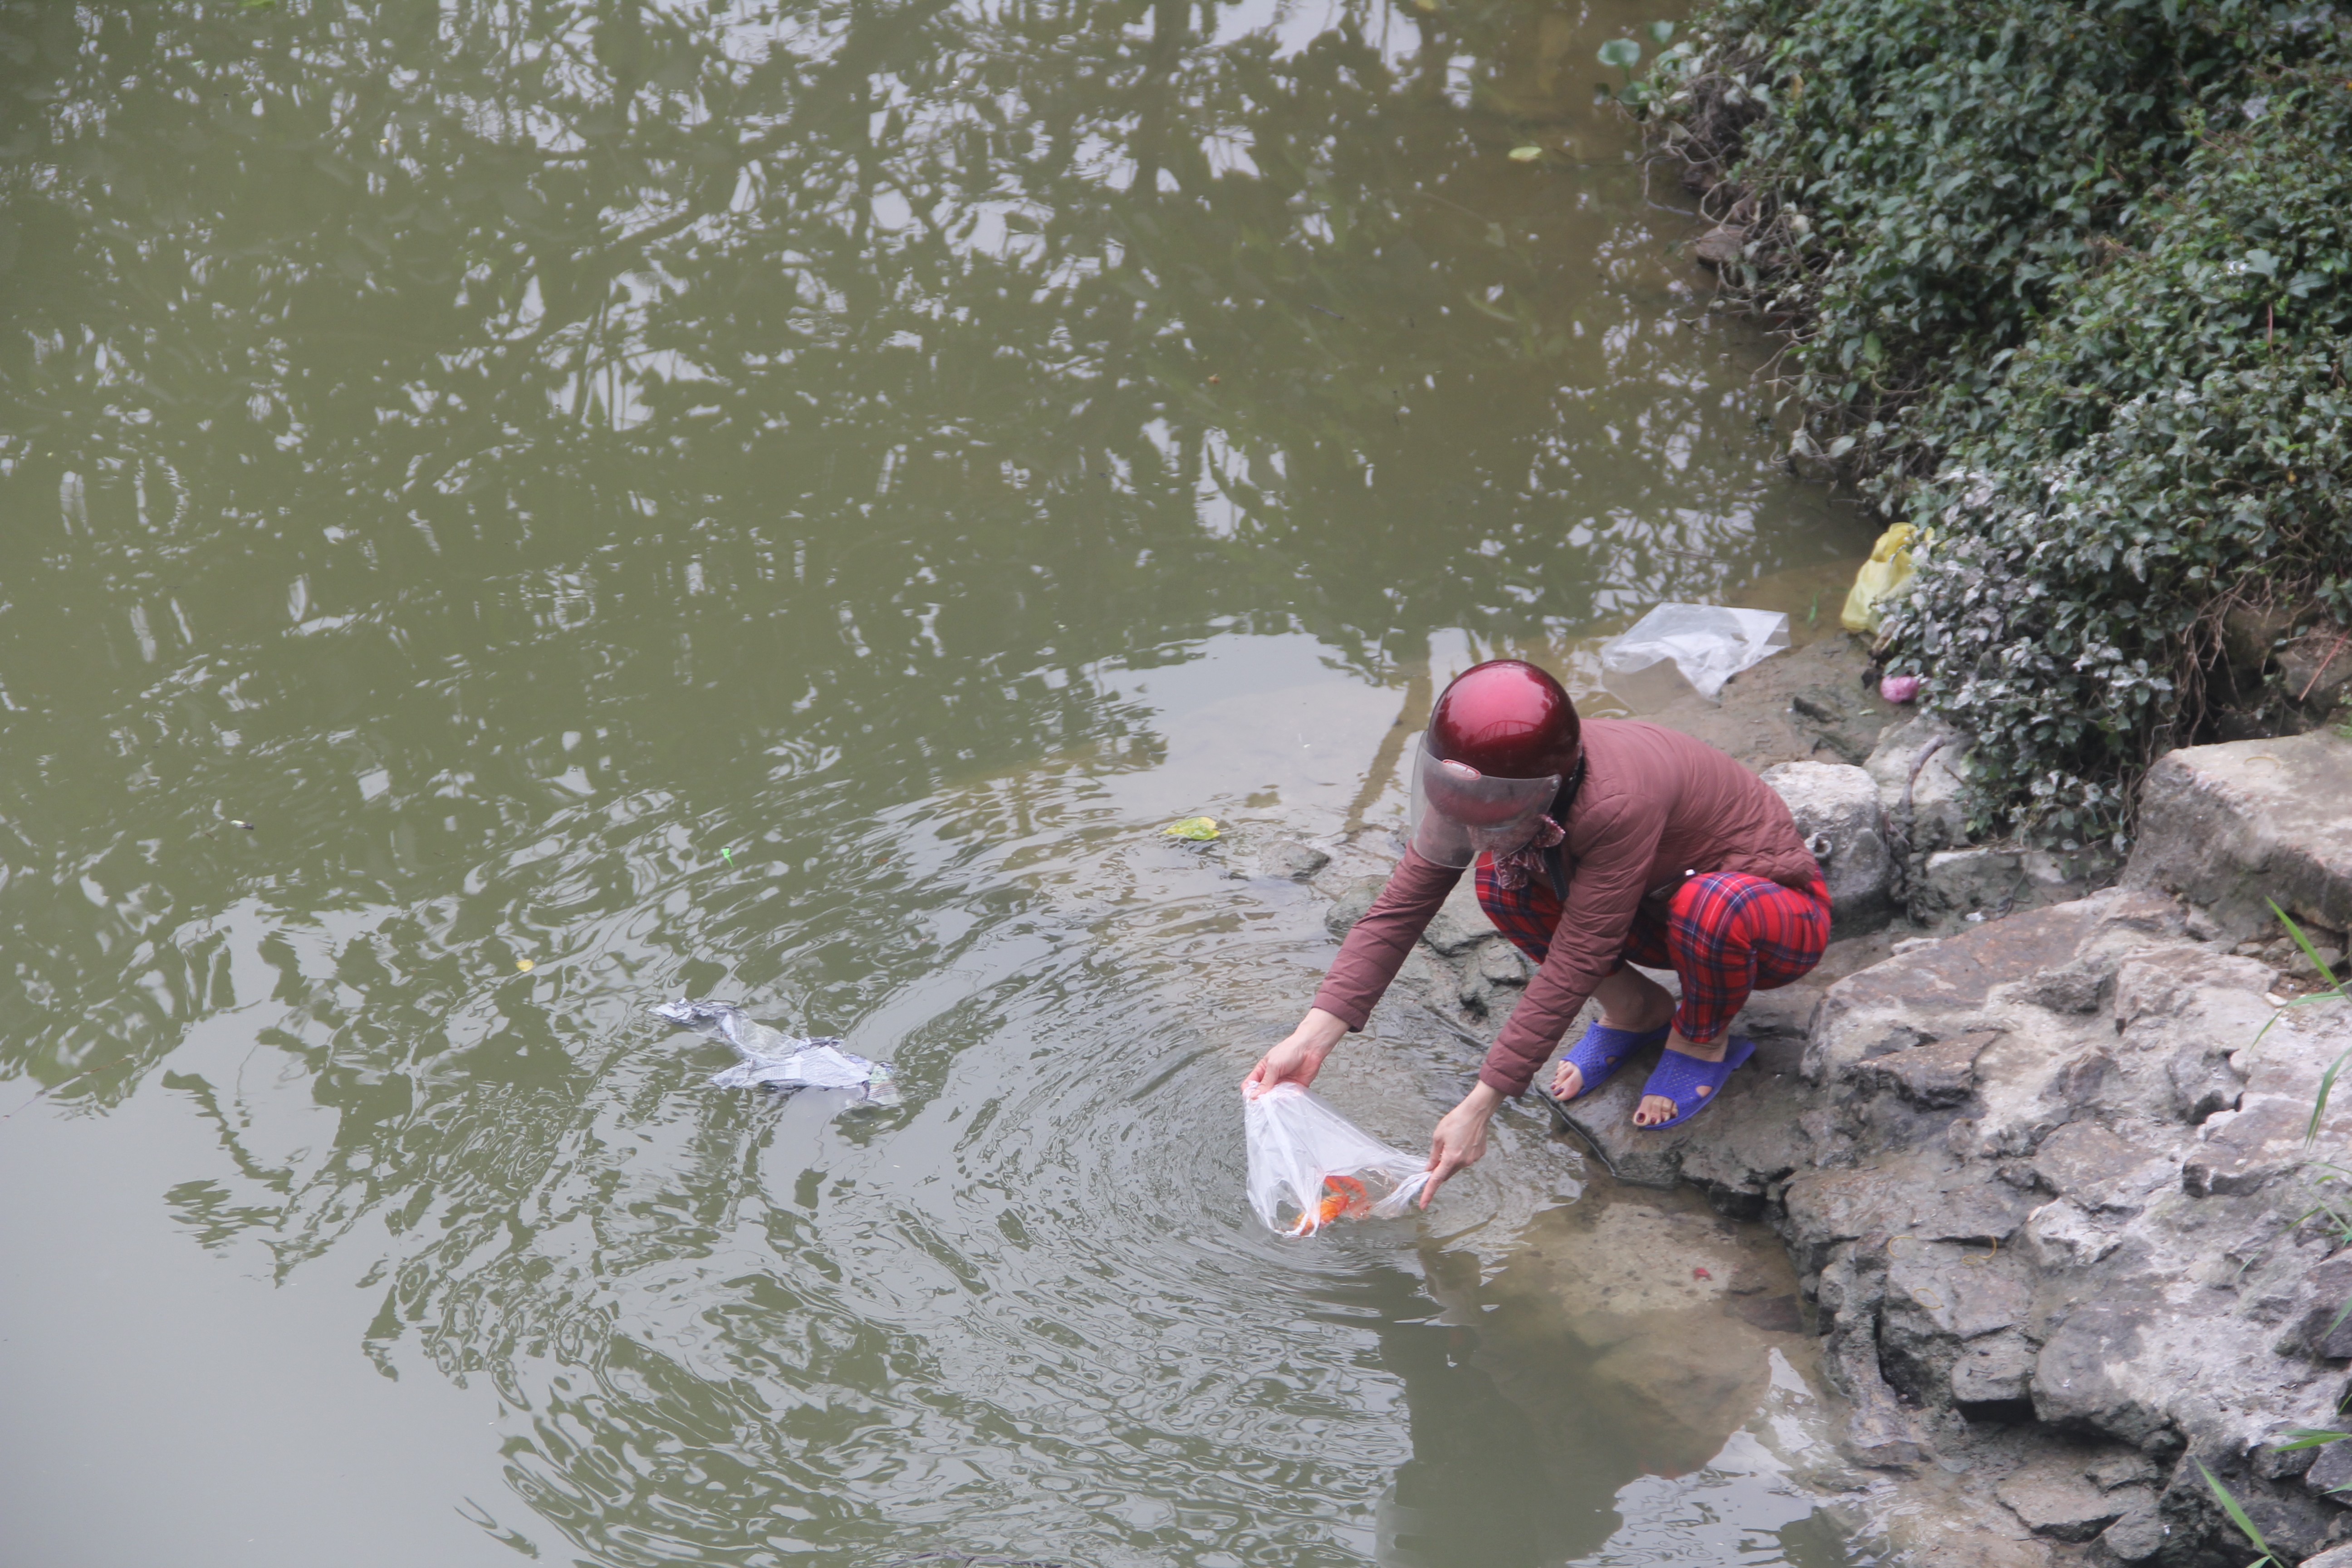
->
[1243,659,1833,1205]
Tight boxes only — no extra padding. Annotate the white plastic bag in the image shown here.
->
[1244,1083,1431,1235]
[650,1000,899,1104]
[1599,603,1791,709]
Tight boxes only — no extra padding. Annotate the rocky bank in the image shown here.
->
[1323,701,2352,1566]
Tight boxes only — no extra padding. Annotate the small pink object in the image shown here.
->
[1880,674,1922,704]
[1693,1267,1712,1280]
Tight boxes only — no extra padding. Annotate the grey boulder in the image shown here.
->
[1865,715,1971,852]
[2125,731,2352,941]
[1762,760,1895,933]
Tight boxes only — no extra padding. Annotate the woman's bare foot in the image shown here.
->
[1550,968,1677,1098]
[1633,1030,1728,1126]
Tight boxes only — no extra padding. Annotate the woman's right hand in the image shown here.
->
[1243,1008,1349,1097]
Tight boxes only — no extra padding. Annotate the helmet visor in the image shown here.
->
[1406,740,1561,868]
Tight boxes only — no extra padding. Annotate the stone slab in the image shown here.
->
[2030,1121,2172,1214]
[1994,1462,2135,1542]
[2124,731,2352,941]
[2183,1098,2313,1197]
[1853,1031,1993,1108]
[1951,1329,2036,1405]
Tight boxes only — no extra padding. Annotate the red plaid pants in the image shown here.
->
[1475,862,1831,1045]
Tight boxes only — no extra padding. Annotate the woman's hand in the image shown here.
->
[1243,1008,1349,1097]
[1421,1083,1503,1206]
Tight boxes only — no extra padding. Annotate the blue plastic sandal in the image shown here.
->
[1551,1021,1669,1102]
[1636,1037,1758,1130]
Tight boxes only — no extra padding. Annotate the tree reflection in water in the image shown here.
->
[0,2,1866,1563]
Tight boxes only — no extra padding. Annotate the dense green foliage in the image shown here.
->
[1649,0,2352,846]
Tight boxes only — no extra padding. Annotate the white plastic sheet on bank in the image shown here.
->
[1599,603,1791,709]
[1244,1083,1430,1236]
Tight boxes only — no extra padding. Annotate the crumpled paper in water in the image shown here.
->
[651,1000,898,1103]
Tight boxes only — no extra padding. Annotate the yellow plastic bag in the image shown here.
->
[1840,524,1917,633]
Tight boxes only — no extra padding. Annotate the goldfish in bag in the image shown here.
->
[1244,1082,1431,1236]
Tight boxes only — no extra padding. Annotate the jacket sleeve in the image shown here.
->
[1478,792,1666,1095]
[1310,849,1463,1031]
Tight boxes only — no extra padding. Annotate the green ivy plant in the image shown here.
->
[1638,0,2352,846]
[1602,23,1687,106]
[1597,36,1646,101]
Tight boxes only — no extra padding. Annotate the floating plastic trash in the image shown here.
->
[1598,603,1792,709]
[652,1000,898,1104]
[1244,1083,1431,1235]
[1163,816,1220,841]
[1841,523,1918,633]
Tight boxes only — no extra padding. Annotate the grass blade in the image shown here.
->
[2312,1046,2352,1145]
[2271,1426,2352,1452]
[2198,1460,2277,1565]
[2271,901,2352,1142]
[2274,900,2348,995]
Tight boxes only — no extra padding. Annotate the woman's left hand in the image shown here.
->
[1421,1083,1504,1207]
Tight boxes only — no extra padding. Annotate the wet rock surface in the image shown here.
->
[1257,837,1332,882]
[1524,888,2352,1565]
[1312,729,2352,1568]
[1631,626,1901,772]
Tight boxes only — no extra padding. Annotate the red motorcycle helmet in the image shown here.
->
[1429,659,1582,781]
[1409,660,1582,866]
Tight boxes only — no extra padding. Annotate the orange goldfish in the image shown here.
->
[1289,1173,1372,1235]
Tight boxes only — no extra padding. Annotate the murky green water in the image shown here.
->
[0,2,1874,1564]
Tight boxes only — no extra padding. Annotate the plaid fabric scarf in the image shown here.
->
[1486,814,1565,891]
[1484,756,1584,892]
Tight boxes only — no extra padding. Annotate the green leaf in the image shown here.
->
[1162,816,1220,842]
[2244,249,2278,278]
[1597,38,1642,70]
[1646,20,1675,45]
